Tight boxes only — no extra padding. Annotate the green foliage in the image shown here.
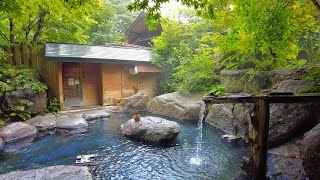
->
[9,99,32,121]
[0,119,5,125]
[45,98,60,114]
[0,0,101,44]
[0,0,137,45]
[208,84,225,96]
[301,66,320,93]
[152,16,222,94]
[0,64,48,97]
[0,62,47,121]
[130,0,319,95]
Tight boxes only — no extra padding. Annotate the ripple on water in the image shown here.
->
[0,113,249,179]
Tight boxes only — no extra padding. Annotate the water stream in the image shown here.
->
[190,102,207,166]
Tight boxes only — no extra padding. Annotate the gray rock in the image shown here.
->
[220,69,270,93]
[205,102,252,139]
[121,116,180,143]
[269,103,318,147]
[269,67,307,86]
[273,79,312,93]
[205,104,235,134]
[147,91,202,120]
[82,110,110,121]
[0,165,92,180]
[56,115,88,133]
[267,138,307,180]
[5,88,47,115]
[0,122,37,143]
[267,154,307,180]
[300,123,320,180]
[117,93,150,113]
[0,137,3,150]
[25,115,57,132]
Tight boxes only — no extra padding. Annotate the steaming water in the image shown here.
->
[189,102,207,166]
[0,113,249,179]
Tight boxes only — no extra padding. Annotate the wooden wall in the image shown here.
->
[1,44,63,109]
[81,63,102,106]
[102,64,157,105]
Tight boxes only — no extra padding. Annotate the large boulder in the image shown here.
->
[268,103,318,147]
[0,122,37,143]
[267,139,307,180]
[117,93,150,113]
[269,67,307,86]
[81,109,111,121]
[25,115,56,132]
[121,116,180,143]
[206,103,252,139]
[0,165,92,180]
[273,79,312,93]
[26,114,89,134]
[55,115,88,134]
[0,122,37,152]
[220,69,270,93]
[5,88,47,115]
[147,91,202,120]
[299,123,320,180]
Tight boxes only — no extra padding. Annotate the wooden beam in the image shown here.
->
[203,94,320,104]
[252,99,269,180]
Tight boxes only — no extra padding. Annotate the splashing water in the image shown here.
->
[190,102,207,165]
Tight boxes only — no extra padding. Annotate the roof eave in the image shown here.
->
[46,56,152,65]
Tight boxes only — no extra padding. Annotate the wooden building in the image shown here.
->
[45,42,160,110]
[125,13,162,47]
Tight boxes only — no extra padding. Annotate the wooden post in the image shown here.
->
[21,44,29,68]
[252,98,269,180]
[58,62,64,110]
[14,44,21,65]
[5,46,13,64]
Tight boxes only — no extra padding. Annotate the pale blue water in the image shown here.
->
[0,113,249,179]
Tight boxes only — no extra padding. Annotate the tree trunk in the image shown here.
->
[32,11,47,44]
[9,18,15,43]
[311,0,320,11]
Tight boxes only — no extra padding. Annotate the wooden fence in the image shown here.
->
[1,44,63,108]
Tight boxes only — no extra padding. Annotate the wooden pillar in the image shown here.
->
[21,44,29,68]
[5,46,13,64]
[252,98,270,180]
[58,62,64,110]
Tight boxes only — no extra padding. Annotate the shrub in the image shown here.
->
[45,98,60,114]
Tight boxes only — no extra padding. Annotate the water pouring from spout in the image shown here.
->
[190,102,207,165]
